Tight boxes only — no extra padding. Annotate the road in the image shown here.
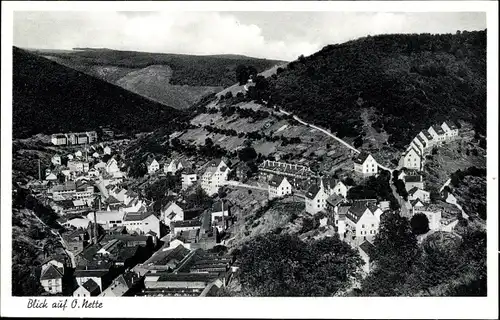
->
[389,179,410,218]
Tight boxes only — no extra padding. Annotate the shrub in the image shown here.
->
[410,213,430,235]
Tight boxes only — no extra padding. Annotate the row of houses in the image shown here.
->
[51,131,98,146]
[400,121,459,171]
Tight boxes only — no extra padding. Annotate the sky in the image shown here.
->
[13,11,486,61]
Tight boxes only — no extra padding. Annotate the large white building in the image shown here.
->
[341,200,384,247]
[428,125,447,145]
[399,147,422,171]
[201,159,230,196]
[353,153,378,176]
[441,121,459,139]
[146,158,160,174]
[39,260,64,294]
[165,158,191,175]
[181,170,198,190]
[268,176,292,200]
[305,180,329,215]
[161,202,185,226]
[122,212,160,237]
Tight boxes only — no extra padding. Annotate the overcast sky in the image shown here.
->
[14,11,486,61]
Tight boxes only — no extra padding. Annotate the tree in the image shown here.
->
[361,213,419,296]
[410,213,430,235]
[238,234,362,296]
[238,146,257,162]
[205,137,214,148]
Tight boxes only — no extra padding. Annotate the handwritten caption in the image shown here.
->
[27,298,103,311]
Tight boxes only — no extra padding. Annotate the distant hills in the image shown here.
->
[13,47,186,138]
[256,31,486,149]
[27,48,283,110]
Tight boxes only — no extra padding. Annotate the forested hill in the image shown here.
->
[28,48,283,110]
[257,31,486,149]
[13,47,187,138]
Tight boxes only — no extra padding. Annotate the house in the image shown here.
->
[75,150,83,158]
[408,187,430,202]
[329,180,349,199]
[409,198,426,211]
[122,212,160,237]
[88,168,100,178]
[343,200,383,247]
[441,121,459,139]
[39,260,64,294]
[181,170,198,190]
[171,220,202,235]
[399,147,422,171]
[305,180,329,215]
[146,158,160,174]
[353,152,378,176]
[51,134,67,146]
[428,125,447,144]
[76,133,89,145]
[211,200,230,222]
[123,190,139,206]
[268,176,292,200]
[73,279,101,297]
[74,268,110,292]
[67,154,74,160]
[201,159,230,196]
[165,158,191,174]
[51,155,62,166]
[68,160,90,173]
[61,217,92,229]
[92,152,100,159]
[404,175,424,191]
[62,228,88,253]
[103,146,112,155]
[86,131,98,143]
[419,130,435,149]
[50,181,77,198]
[45,172,58,181]
[359,241,375,275]
[410,135,426,155]
[161,202,185,226]
[99,273,137,297]
[106,158,120,174]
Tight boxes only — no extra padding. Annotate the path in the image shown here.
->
[390,180,410,218]
[277,107,394,173]
[32,212,76,268]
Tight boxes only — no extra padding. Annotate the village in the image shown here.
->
[15,110,471,298]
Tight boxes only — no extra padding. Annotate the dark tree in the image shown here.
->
[410,213,430,235]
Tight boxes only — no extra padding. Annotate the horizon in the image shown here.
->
[13,12,486,61]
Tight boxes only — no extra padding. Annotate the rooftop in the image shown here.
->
[346,200,378,223]
[123,211,155,222]
[431,125,446,135]
[404,175,423,183]
[269,175,285,187]
[40,264,63,280]
[172,220,202,229]
[82,279,101,295]
[359,241,375,257]
[353,152,371,165]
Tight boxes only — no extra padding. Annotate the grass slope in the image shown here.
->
[13,47,185,138]
[28,48,283,110]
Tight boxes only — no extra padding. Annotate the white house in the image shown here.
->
[404,175,425,192]
[146,158,160,174]
[343,200,384,247]
[68,160,90,173]
[171,220,202,235]
[268,176,292,200]
[330,180,349,199]
[45,172,58,181]
[74,269,108,292]
[165,158,191,174]
[407,187,430,203]
[103,146,112,155]
[399,147,422,171]
[106,158,120,174]
[75,150,83,158]
[51,134,67,146]
[441,121,459,140]
[67,154,74,160]
[418,130,435,149]
[428,125,447,144]
[92,152,100,159]
[305,180,329,215]
[353,152,378,176]
[161,202,185,226]
[88,168,100,178]
[39,260,64,294]
[122,212,160,237]
[51,155,62,166]
[201,159,230,196]
[181,170,198,190]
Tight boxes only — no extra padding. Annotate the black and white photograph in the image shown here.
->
[1,1,498,319]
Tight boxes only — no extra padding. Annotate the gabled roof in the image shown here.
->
[123,211,155,222]
[421,130,433,140]
[346,200,378,223]
[353,152,372,165]
[305,184,321,200]
[74,269,109,278]
[359,241,375,257]
[410,199,425,207]
[431,125,445,135]
[416,135,426,146]
[82,279,101,295]
[40,264,63,280]
[146,158,158,166]
[269,175,285,187]
[407,187,419,196]
[404,175,423,183]
[212,200,230,213]
[172,219,202,228]
[326,193,344,207]
[444,121,458,130]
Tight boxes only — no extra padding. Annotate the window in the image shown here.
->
[362,224,365,228]
[371,224,374,227]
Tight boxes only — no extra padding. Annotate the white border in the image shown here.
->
[1,1,498,319]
